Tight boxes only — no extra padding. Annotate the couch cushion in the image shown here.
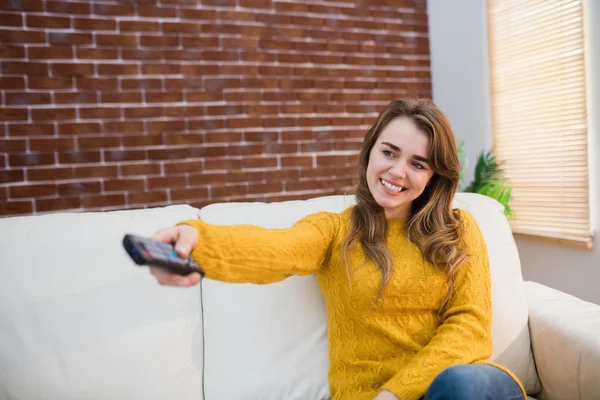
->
[199,193,540,398]
[0,205,203,400]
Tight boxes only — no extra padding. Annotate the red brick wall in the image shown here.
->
[0,0,431,216]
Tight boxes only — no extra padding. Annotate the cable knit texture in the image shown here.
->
[179,207,526,400]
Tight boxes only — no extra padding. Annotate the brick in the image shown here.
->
[204,158,242,171]
[165,105,204,118]
[74,165,118,178]
[30,137,75,151]
[2,61,48,75]
[170,187,208,202]
[5,92,51,106]
[281,156,313,168]
[226,171,264,183]
[58,150,101,164]
[103,121,144,133]
[58,122,101,135]
[55,92,98,104]
[139,6,176,18]
[145,92,183,103]
[96,34,138,47]
[189,118,225,131]
[212,184,246,198]
[248,182,283,195]
[98,64,139,75]
[147,176,186,190]
[0,0,43,11]
[49,32,92,45]
[78,136,121,149]
[129,190,167,205]
[9,152,55,166]
[124,106,164,119]
[52,63,94,76]
[0,76,25,89]
[57,181,102,195]
[9,123,54,136]
[140,35,179,47]
[204,132,241,144]
[1,45,25,58]
[218,10,255,21]
[0,29,45,43]
[120,20,159,32]
[28,166,73,181]
[26,15,71,29]
[182,65,221,76]
[47,1,90,14]
[142,63,181,75]
[1,201,33,215]
[82,194,125,209]
[104,178,145,192]
[101,92,142,103]
[181,36,220,48]
[188,171,226,186]
[0,138,25,152]
[201,23,239,35]
[79,107,120,119]
[242,156,278,169]
[0,108,28,121]
[164,160,204,174]
[121,162,161,176]
[161,133,201,146]
[93,3,135,16]
[104,149,146,162]
[121,78,162,90]
[123,134,162,147]
[76,77,118,90]
[162,22,201,34]
[201,0,236,6]
[73,17,116,31]
[147,120,186,133]
[77,48,119,59]
[228,143,263,156]
[29,46,73,59]
[0,169,25,183]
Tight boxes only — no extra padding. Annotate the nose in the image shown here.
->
[388,160,408,178]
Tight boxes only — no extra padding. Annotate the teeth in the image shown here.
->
[381,179,404,193]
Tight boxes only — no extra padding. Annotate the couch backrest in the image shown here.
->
[199,193,541,399]
[0,205,204,400]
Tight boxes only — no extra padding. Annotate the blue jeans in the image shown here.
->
[423,364,523,400]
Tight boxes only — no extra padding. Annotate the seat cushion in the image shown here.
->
[199,193,540,399]
[0,205,204,399]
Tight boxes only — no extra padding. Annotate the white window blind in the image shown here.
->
[488,0,593,247]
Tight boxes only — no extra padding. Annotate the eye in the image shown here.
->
[412,162,424,170]
[382,150,394,157]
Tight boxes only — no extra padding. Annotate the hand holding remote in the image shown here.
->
[150,224,202,287]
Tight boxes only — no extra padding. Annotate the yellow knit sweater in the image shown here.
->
[179,207,526,400]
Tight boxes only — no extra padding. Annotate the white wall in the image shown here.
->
[428,0,600,304]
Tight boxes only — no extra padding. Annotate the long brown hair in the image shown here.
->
[341,99,467,310]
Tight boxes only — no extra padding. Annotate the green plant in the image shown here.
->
[461,147,514,219]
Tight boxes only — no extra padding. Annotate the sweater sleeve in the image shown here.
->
[176,211,340,284]
[380,210,494,400]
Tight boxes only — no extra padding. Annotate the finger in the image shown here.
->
[173,225,197,257]
[151,226,179,244]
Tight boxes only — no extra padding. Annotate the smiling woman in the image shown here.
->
[150,99,527,400]
[366,117,435,220]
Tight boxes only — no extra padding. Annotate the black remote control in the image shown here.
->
[123,234,205,277]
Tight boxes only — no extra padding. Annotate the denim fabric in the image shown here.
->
[423,364,523,400]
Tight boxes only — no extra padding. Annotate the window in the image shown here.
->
[488,0,593,247]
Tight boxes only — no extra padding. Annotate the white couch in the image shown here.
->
[0,193,599,400]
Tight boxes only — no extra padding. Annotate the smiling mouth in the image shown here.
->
[380,178,406,193]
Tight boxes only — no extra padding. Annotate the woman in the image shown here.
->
[150,99,526,400]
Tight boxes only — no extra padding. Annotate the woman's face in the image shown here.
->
[366,117,435,219]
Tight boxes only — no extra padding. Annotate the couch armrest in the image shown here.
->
[524,281,600,400]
